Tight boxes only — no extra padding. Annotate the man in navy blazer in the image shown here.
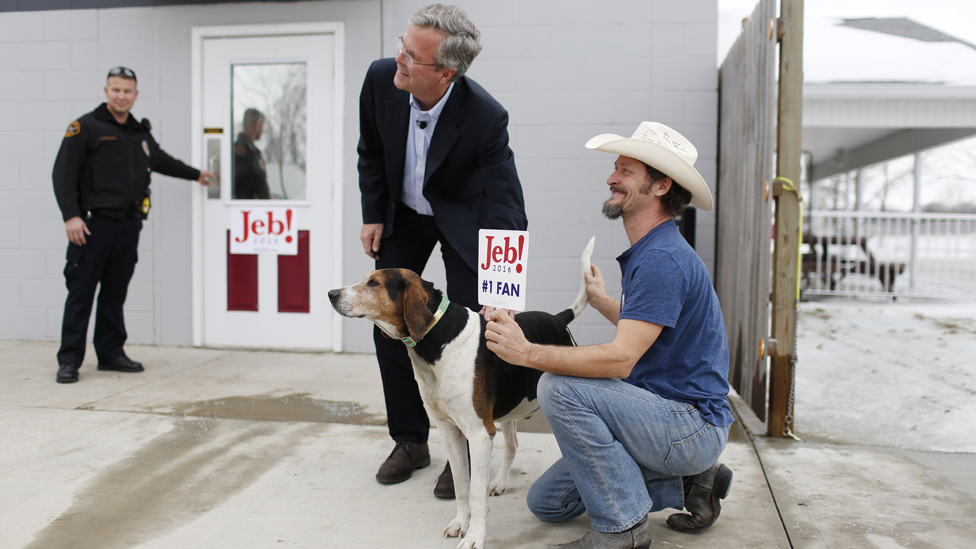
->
[357,3,527,498]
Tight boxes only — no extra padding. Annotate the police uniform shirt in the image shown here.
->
[53,103,201,221]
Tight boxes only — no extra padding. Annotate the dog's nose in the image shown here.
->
[328,289,340,303]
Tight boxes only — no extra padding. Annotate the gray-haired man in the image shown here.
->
[357,3,527,498]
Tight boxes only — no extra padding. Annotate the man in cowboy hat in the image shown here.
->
[485,122,733,548]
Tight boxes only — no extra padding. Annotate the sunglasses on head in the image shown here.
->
[107,66,137,81]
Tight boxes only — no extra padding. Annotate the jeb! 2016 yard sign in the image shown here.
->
[230,207,297,255]
[478,229,529,311]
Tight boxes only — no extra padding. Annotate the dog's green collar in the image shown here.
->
[401,295,450,348]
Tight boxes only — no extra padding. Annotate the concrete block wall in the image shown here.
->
[0,7,185,346]
[0,10,104,342]
[0,1,380,349]
[0,0,719,353]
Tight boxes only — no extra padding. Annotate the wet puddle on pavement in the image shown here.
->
[173,392,382,424]
[24,420,300,549]
[23,394,381,546]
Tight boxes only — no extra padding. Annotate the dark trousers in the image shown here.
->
[57,214,142,366]
[374,204,479,443]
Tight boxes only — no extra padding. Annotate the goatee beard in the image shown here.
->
[602,200,622,220]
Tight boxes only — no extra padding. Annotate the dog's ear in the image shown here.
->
[402,281,433,341]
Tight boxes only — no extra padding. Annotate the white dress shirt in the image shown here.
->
[402,82,455,216]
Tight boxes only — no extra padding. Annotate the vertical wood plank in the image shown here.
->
[768,0,805,437]
[716,0,777,421]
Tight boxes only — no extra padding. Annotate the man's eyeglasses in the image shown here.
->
[396,37,438,68]
[107,66,137,81]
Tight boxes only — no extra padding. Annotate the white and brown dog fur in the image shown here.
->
[328,238,594,549]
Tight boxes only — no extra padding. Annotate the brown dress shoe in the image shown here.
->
[433,461,455,499]
[376,441,431,484]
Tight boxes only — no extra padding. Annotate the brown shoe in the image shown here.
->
[434,461,455,499]
[376,441,431,484]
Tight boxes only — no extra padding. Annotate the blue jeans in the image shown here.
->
[527,373,730,533]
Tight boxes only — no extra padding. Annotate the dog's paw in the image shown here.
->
[456,533,486,549]
[488,478,507,496]
[443,517,468,539]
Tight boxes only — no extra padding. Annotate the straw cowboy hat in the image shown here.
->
[585,122,713,211]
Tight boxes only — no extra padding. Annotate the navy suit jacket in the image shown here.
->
[358,58,527,270]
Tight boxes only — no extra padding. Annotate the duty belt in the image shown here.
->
[93,205,141,220]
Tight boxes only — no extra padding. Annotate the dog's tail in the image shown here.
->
[555,236,595,325]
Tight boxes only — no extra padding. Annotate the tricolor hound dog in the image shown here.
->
[328,237,595,549]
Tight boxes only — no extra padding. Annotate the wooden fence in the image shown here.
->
[715,0,778,421]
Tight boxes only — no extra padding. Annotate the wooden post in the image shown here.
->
[768,0,803,437]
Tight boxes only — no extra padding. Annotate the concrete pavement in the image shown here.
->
[1,312,973,548]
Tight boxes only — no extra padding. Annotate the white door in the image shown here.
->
[192,25,343,350]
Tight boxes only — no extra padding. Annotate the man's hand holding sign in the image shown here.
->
[477,229,528,323]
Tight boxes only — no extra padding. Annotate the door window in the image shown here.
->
[231,63,308,200]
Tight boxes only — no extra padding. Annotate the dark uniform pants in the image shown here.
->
[374,204,479,443]
[57,214,142,366]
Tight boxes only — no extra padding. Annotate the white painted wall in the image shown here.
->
[0,0,719,354]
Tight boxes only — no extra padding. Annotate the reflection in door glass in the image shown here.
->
[232,63,307,200]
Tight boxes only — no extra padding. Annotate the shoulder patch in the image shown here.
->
[235,144,247,156]
[65,121,80,138]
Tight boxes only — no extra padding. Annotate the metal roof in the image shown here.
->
[801,14,976,180]
[838,17,976,50]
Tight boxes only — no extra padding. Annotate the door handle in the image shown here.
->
[206,137,221,199]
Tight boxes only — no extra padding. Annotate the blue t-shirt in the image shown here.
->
[617,221,734,427]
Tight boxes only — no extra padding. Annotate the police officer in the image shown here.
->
[52,66,216,384]
[233,108,271,199]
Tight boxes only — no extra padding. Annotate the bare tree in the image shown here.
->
[865,162,914,212]
[923,137,976,212]
[927,136,976,186]
[262,65,307,199]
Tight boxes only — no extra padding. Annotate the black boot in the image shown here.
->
[57,363,80,384]
[667,463,733,533]
[97,354,144,372]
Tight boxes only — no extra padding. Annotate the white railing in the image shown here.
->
[801,211,976,298]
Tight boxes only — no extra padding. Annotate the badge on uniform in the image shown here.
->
[142,140,150,156]
[65,121,80,138]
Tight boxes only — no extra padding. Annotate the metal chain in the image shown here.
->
[783,304,802,441]
[773,176,803,442]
